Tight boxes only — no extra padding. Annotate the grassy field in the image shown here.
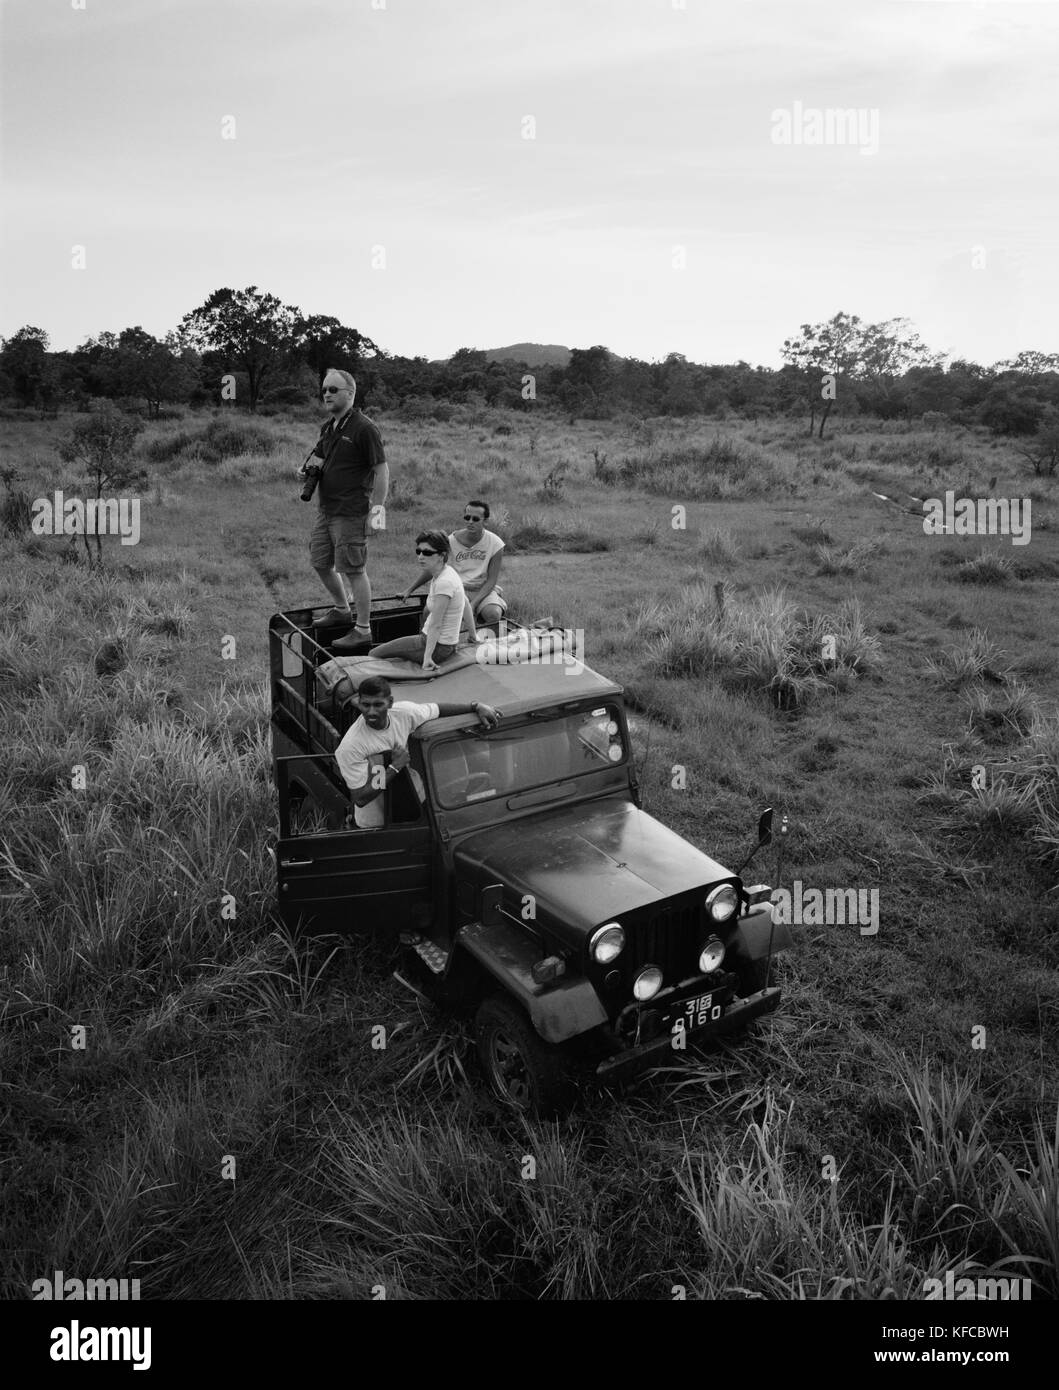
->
[1,402,1057,1300]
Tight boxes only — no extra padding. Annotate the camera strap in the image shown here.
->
[313,409,355,481]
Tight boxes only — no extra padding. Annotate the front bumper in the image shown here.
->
[594,986,782,1084]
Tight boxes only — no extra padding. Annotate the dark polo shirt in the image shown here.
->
[313,407,385,517]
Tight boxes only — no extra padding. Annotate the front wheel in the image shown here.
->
[475,995,575,1118]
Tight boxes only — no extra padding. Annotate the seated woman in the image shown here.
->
[369,531,475,671]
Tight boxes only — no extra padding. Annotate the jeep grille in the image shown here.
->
[626,900,703,982]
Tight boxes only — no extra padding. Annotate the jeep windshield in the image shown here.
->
[429,704,627,808]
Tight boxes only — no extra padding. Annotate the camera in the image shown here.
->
[300,463,322,502]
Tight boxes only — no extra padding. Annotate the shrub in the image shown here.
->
[262,385,310,407]
[592,449,617,485]
[143,417,277,466]
[536,464,567,503]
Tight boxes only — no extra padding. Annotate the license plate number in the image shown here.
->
[670,992,723,1033]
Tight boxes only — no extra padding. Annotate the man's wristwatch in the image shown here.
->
[470,701,479,713]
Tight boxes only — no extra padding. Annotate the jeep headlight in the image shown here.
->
[699,935,726,973]
[705,884,739,923]
[590,922,625,964]
[633,965,663,1001]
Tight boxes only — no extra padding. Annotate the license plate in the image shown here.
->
[667,991,724,1034]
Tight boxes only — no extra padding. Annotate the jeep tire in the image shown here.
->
[475,994,575,1118]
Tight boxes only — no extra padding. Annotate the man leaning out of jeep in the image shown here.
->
[335,675,501,828]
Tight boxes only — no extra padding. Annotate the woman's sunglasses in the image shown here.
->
[415,547,439,556]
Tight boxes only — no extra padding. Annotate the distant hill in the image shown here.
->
[483,343,571,368]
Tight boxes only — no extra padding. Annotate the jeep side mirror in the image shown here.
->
[736,806,774,877]
[481,884,505,927]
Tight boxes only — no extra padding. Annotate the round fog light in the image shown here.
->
[699,936,725,974]
[633,965,663,1001]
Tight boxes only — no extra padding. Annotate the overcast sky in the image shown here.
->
[2,0,1057,367]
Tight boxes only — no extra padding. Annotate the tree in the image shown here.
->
[855,317,939,416]
[1016,407,1059,476]
[995,349,1059,377]
[0,325,50,407]
[179,286,299,411]
[781,312,937,436]
[566,345,614,397]
[294,314,379,392]
[57,401,145,568]
[449,347,489,368]
[116,327,197,416]
[979,382,1045,437]
[71,332,123,399]
[781,313,861,437]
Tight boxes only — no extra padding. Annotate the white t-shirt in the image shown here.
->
[447,529,504,592]
[424,564,465,645]
[335,701,439,827]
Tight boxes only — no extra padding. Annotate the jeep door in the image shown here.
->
[274,744,434,935]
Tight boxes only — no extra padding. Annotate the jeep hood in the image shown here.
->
[454,796,734,943]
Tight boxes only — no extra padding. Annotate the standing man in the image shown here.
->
[401,500,507,631]
[301,368,388,651]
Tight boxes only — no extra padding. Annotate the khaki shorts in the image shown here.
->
[311,511,369,575]
[466,585,508,615]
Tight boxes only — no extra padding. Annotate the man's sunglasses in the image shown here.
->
[322,386,349,394]
[463,514,484,521]
[415,547,439,556]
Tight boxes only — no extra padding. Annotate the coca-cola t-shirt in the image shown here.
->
[447,529,504,591]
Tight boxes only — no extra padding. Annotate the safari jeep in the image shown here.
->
[269,597,793,1116]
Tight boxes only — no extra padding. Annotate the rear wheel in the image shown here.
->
[475,995,575,1118]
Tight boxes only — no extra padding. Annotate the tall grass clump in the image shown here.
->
[676,1092,948,1298]
[637,584,882,711]
[815,537,885,575]
[923,629,1011,689]
[955,551,1014,585]
[507,511,610,553]
[922,707,1059,881]
[699,526,740,563]
[614,435,791,499]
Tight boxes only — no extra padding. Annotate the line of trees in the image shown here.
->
[2,290,1058,438]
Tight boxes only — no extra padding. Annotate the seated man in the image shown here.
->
[401,500,507,632]
[334,676,500,828]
